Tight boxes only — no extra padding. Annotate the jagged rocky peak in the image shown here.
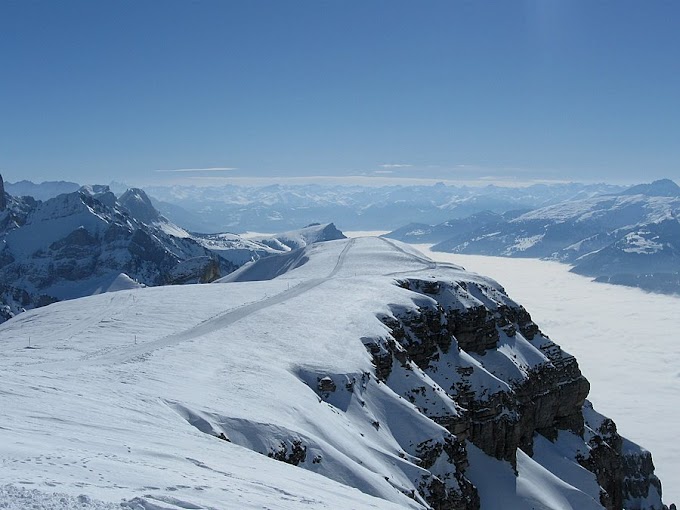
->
[0,182,240,322]
[118,187,161,224]
[622,178,680,197]
[79,184,117,208]
[0,173,6,211]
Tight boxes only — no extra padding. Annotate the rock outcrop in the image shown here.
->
[364,276,665,509]
[0,173,6,211]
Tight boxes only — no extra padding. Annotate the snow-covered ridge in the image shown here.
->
[192,222,346,266]
[0,237,667,509]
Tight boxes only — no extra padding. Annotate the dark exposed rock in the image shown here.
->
[361,337,395,380]
[416,437,479,510]
[622,446,663,505]
[448,305,499,354]
[167,256,222,285]
[362,276,664,508]
[0,173,6,211]
[317,376,336,393]
[578,403,665,510]
[268,440,307,466]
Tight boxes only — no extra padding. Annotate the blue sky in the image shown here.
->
[1,1,679,186]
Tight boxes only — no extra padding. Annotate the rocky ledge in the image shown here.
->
[363,277,667,510]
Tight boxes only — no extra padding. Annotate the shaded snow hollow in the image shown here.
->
[0,237,665,509]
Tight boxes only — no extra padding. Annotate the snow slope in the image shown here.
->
[0,238,666,509]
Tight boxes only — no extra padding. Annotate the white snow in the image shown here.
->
[414,245,679,506]
[0,254,412,509]
[0,237,667,508]
[621,231,664,254]
[155,220,191,239]
[504,234,545,255]
[466,443,602,510]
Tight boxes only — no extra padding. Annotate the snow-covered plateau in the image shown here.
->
[0,237,670,509]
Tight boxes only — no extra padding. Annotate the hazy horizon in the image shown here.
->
[1,172,673,190]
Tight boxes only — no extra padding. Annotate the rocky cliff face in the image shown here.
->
[0,173,6,211]
[365,277,665,509]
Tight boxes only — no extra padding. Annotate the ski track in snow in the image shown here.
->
[375,238,445,280]
[29,239,358,371]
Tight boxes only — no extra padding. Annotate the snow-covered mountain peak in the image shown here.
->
[0,185,239,319]
[1,181,357,324]
[119,187,162,224]
[79,184,118,207]
[247,222,346,252]
[621,178,680,198]
[390,184,680,294]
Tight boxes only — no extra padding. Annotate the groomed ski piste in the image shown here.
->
[0,237,661,509]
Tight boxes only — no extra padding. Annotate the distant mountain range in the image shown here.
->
[144,181,625,232]
[3,179,81,201]
[0,173,344,322]
[4,178,625,233]
[6,174,680,297]
[386,179,680,295]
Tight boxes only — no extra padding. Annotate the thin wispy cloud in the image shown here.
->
[373,170,394,174]
[379,164,412,169]
[137,174,573,188]
[155,167,238,173]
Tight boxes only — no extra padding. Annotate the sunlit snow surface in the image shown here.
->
[0,235,670,509]
[414,245,680,506]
